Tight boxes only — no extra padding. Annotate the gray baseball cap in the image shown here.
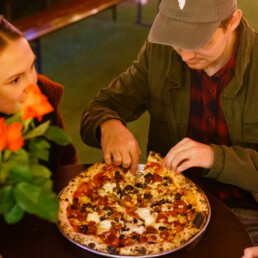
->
[148,0,237,50]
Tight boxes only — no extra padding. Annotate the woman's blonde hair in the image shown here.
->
[0,16,24,53]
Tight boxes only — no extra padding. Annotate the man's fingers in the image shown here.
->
[104,152,112,165]
[130,149,140,175]
[112,151,123,166]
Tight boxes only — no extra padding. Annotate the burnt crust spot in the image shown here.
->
[193,212,205,229]
[107,245,117,254]
[88,243,95,249]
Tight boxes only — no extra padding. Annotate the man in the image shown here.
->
[81,0,258,244]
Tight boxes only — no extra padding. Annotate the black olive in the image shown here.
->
[135,183,144,188]
[100,216,106,221]
[88,243,95,249]
[152,199,166,207]
[103,206,111,210]
[175,193,181,200]
[159,226,167,231]
[70,204,77,210]
[144,173,153,184]
[164,176,172,183]
[133,218,138,223]
[119,234,125,240]
[123,185,134,191]
[163,182,168,186]
[122,227,129,232]
[181,213,187,217]
[136,183,147,188]
[115,171,122,179]
[107,246,116,254]
[86,203,92,208]
[80,207,86,213]
[132,235,140,241]
[73,198,79,203]
[115,217,119,222]
[144,192,153,199]
[187,204,192,209]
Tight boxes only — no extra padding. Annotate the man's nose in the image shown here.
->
[180,49,196,61]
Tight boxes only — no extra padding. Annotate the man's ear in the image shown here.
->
[230,9,242,31]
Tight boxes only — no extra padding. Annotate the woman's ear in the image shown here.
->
[230,9,242,31]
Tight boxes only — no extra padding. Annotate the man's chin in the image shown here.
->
[186,62,205,70]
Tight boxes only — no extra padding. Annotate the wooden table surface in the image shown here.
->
[0,164,254,258]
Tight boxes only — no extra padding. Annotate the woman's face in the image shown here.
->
[0,37,37,114]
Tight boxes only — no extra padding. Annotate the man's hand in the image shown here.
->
[162,138,214,173]
[100,119,141,174]
[242,247,258,258]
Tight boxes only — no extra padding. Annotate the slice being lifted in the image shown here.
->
[58,151,210,256]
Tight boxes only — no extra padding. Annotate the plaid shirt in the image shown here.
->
[186,29,258,209]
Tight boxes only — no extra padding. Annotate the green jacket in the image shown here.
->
[81,18,258,193]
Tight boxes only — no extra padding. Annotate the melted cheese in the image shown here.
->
[136,208,155,225]
[123,225,145,235]
[97,220,112,234]
[87,212,100,223]
[103,182,116,193]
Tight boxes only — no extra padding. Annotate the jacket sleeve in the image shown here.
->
[203,144,258,192]
[80,41,150,148]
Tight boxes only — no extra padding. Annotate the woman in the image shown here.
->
[0,16,78,169]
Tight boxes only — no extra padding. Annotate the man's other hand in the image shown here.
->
[163,138,214,173]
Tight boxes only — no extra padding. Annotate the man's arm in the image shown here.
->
[100,119,141,174]
[163,138,258,192]
[80,41,150,170]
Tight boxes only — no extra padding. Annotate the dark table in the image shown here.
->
[0,164,254,258]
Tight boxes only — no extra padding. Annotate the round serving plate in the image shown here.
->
[58,164,211,257]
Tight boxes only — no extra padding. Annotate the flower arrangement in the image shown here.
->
[0,84,71,224]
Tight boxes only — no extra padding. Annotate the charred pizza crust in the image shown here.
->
[58,152,209,256]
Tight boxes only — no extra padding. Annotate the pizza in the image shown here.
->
[58,151,209,256]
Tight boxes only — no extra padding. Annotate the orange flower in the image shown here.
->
[6,122,24,151]
[22,84,54,122]
[0,118,7,151]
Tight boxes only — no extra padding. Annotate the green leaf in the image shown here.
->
[30,164,51,179]
[0,186,14,214]
[4,203,24,224]
[9,163,32,183]
[3,149,12,162]
[14,183,58,223]
[14,182,41,213]
[32,177,53,192]
[35,191,59,223]
[44,126,72,146]
[11,149,29,164]
[5,112,23,125]
[29,138,50,161]
[23,120,51,140]
[0,162,9,184]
